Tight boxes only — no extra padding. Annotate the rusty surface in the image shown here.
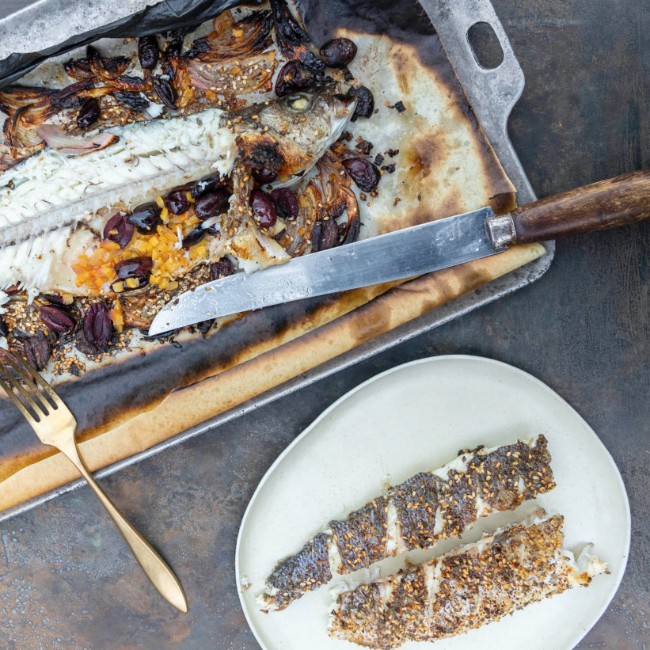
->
[0,0,648,648]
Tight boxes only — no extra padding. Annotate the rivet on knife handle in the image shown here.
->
[488,170,650,248]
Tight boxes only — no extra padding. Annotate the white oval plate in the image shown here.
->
[236,356,630,650]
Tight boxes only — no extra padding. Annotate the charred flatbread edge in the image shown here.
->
[0,242,544,513]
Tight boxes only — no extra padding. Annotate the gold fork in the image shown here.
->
[0,350,187,612]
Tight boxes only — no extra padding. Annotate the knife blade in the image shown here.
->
[149,171,650,335]
[149,207,496,335]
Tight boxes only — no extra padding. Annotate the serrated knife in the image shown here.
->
[149,171,650,335]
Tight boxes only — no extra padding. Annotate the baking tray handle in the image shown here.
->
[420,0,536,204]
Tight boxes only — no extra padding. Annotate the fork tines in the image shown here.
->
[0,350,59,423]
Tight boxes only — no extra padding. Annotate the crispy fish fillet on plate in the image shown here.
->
[259,435,555,611]
[328,512,608,649]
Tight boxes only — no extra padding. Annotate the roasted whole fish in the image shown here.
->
[0,89,356,297]
[328,512,607,649]
[259,436,556,611]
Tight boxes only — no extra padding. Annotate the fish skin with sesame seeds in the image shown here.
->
[258,435,556,611]
[328,512,607,648]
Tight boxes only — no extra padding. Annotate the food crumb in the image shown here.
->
[387,101,406,113]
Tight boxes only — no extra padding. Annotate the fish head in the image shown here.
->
[235,89,357,184]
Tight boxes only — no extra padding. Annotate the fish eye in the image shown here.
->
[283,93,313,113]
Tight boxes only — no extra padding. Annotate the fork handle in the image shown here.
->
[59,441,188,613]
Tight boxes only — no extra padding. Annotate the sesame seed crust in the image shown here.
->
[329,515,601,648]
[390,472,442,550]
[263,532,332,611]
[260,436,555,611]
[392,436,555,550]
[329,496,390,573]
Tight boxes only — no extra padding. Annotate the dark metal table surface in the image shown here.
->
[0,1,648,648]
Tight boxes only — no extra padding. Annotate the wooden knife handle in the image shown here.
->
[494,171,650,246]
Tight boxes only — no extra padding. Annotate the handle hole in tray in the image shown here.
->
[467,21,504,70]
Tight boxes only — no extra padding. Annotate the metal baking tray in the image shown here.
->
[0,0,553,521]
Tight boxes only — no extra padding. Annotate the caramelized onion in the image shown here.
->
[36,125,118,155]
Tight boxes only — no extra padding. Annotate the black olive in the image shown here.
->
[319,38,358,68]
[103,213,134,248]
[270,188,299,220]
[115,257,153,280]
[164,35,184,61]
[24,332,50,371]
[81,302,114,353]
[152,76,177,109]
[355,140,373,155]
[76,98,101,129]
[299,50,326,75]
[138,35,159,70]
[342,157,381,192]
[164,189,190,215]
[348,86,374,121]
[39,305,75,335]
[250,189,277,228]
[191,174,226,198]
[275,61,316,97]
[195,190,230,220]
[184,37,210,59]
[182,226,206,250]
[252,168,278,184]
[127,203,163,234]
